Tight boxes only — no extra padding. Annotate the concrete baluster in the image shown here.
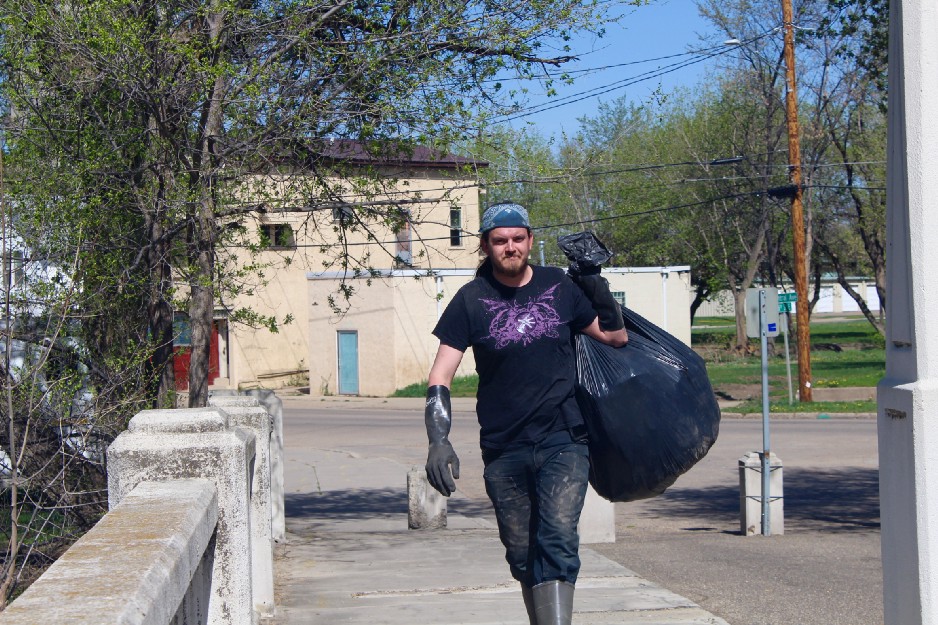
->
[209,395,275,616]
[107,407,256,625]
[244,389,285,542]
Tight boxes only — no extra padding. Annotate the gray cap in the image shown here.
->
[480,202,531,234]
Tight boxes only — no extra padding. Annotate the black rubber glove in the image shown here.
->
[424,385,460,497]
[569,266,625,331]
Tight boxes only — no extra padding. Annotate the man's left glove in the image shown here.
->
[425,385,460,496]
[569,266,625,331]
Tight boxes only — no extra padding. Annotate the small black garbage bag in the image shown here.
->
[574,308,721,502]
[557,231,613,273]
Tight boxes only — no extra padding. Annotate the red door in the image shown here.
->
[174,314,220,391]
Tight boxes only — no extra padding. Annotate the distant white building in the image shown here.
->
[695,276,882,318]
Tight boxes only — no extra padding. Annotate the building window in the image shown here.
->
[449,207,462,246]
[2,251,24,288]
[173,312,192,347]
[395,211,412,266]
[259,223,295,249]
[332,206,354,227]
[611,291,626,307]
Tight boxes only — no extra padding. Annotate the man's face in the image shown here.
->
[482,227,533,278]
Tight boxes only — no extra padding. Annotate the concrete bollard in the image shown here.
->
[739,451,785,536]
[107,407,257,625]
[579,484,616,544]
[209,396,275,617]
[408,467,447,529]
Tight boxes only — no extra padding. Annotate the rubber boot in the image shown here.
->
[521,584,537,625]
[532,580,575,625]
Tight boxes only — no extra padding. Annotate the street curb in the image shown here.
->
[283,395,877,420]
[721,411,876,419]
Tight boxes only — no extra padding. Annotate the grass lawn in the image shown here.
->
[696,315,884,383]
[731,398,877,413]
[692,316,884,350]
[393,375,479,398]
[704,349,885,388]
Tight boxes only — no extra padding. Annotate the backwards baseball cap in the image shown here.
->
[480,202,531,234]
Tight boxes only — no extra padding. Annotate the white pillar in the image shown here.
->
[244,389,286,542]
[107,408,256,625]
[879,1,938,622]
[209,396,275,617]
[579,484,615,544]
[738,452,784,536]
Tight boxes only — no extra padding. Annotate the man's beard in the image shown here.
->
[492,255,528,278]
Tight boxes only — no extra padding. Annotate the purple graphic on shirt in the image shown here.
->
[482,284,563,349]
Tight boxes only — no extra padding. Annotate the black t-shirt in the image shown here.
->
[433,265,597,450]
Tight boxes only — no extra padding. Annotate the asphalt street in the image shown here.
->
[281,398,881,625]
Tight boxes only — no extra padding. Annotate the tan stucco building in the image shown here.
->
[306,265,692,397]
[201,142,485,393]
[196,142,694,397]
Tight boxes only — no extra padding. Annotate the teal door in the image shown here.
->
[337,331,359,395]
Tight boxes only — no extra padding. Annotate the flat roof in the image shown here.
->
[307,266,690,280]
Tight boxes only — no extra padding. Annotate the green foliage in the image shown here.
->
[0,0,621,408]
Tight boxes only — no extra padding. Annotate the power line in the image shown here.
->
[492,31,779,123]
[241,181,884,250]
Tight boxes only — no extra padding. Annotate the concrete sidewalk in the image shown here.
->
[266,436,730,624]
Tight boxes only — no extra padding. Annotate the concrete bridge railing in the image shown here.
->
[0,391,285,625]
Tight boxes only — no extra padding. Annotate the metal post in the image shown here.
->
[539,240,545,266]
[759,289,772,535]
[783,312,794,404]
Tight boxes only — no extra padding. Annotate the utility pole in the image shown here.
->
[781,0,812,401]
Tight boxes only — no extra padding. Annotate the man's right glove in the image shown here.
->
[558,231,625,332]
[424,385,460,496]
[569,267,625,331]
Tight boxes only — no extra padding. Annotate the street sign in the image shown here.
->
[745,288,780,338]
[779,302,793,313]
[778,292,798,303]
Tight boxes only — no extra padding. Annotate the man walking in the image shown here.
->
[423,202,627,624]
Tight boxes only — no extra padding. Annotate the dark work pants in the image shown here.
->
[482,428,590,587]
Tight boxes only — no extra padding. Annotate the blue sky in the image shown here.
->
[502,1,723,138]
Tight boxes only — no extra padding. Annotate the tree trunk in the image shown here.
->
[187,8,227,408]
[689,281,710,325]
[145,204,175,407]
[733,288,749,353]
[148,295,175,408]
[187,259,213,408]
[816,237,885,335]
[729,211,769,353]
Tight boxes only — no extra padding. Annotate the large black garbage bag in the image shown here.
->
[575,307,721,502]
